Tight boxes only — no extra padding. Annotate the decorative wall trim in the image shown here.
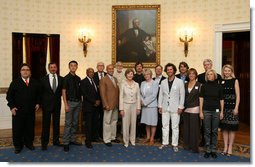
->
[214,22,250,73]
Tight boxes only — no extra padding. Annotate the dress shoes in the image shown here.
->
[204,152,211,158]
[105,142,112,147]
[63,145,69,152]
[41,145,47,150]
[26,145,35,150]
[85,143,93,149]
[211,152,218,159]
[92,139,101,142]
[14,149,21,154]
[111,139,120,143]
[70,141,82,146]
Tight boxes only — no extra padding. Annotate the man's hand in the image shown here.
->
[35,104,40,111]
[65,104,70,113]
[11,107,18,116]
[158,107,162,114]
[136,109,140,115]
[94,100,100,107]
[120,110,125,117]
[177,108,183,115]
[105,106,110,111]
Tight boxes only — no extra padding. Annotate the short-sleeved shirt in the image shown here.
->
[62,73,81,101]
[199,80,224,111]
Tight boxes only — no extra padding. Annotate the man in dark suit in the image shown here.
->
[93,62,107,140]
[117,18,151,62]
[6,64,40,154]
[40,62,63,150]
[153,65,166,141]
[175,61,190,83]
[81,68,101,149]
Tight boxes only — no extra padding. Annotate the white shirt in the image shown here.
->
[22,77,30,83]
[88,77,97,91]
[49,73,58,89]
[98,72,105,80]
[154,75,163,84]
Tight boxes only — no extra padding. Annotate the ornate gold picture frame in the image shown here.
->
[112,5,160,68]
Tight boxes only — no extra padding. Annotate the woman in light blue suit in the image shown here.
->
[140,69,159,146]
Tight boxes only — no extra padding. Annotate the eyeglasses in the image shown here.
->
[21,69,30,71]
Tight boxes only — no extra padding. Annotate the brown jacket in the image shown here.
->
[99,75,119,110]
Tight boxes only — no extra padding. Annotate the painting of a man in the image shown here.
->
[113,6,160,66]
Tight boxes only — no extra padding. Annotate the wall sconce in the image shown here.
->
[78,31,91,57]
[179,31,193,57]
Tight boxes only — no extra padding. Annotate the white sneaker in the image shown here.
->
[159,144,167,149]
[173,146,178,152]
[124,144,128,148]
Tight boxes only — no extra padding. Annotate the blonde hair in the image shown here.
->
[143,68,152,77]
[222,64,236,79]
[205,69,217,82]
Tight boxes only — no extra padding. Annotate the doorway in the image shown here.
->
[12,33,60,80]
[222,31,250,125]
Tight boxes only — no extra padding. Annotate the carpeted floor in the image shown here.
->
[0,143,250,163]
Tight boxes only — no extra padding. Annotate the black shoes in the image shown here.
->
[70,141,82,146]
[92,139,101,142]
[211,152,218,159]
[105,142,112,147]
[85,143,93,149]
[26,145,35,150]
[204,152,210,158]
[14,148,22,154]
[111,139,120,143]
[63,145,69,152]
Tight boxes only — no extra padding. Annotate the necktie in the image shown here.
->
[100,73,103,80]
[110,76,116,87]
[52,74,57,93]
[91,78,97,92]
[25,79,29,87]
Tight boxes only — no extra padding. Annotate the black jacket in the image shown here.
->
[6,77,40,115]
[40,74,63,111]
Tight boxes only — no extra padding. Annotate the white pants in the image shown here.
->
[103,108,118,143]
[162,111,180,146]
[122,103,137,146]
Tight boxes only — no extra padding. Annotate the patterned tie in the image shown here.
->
[52,74,57,93]
[25,79,29,87]
[100,73,103,80]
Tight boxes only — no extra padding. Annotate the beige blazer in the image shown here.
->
[119,80,141,111]
[99,75,119,110]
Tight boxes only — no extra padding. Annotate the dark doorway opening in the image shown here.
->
[12,33,60,80]
[222,31,250,125]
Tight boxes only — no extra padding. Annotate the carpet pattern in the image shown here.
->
[0,135,250,162]
[0,144,250,162]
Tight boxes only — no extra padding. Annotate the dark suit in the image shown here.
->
[80,77,100,144]
[93,71,107,138]
[6,77,40,150]
[153,75,166,140]
[117,28,153,62]
[175,73,190,83]
[40,74,63,146]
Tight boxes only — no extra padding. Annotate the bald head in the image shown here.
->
[106,64,114,76]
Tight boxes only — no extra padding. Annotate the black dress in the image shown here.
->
[220,78,239,131]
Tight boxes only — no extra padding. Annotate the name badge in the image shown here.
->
[221,81,225,84]
[216,109,219,112]
[195,86,198,89]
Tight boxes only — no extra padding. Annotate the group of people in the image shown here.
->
[6,59,240,159]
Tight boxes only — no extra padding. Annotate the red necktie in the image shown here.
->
[25,79,29,87]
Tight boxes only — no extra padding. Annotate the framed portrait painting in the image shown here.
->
[112,5,160,68]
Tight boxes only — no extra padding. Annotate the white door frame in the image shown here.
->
[214,22,250,73]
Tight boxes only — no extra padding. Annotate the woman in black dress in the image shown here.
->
[220,64,240,156]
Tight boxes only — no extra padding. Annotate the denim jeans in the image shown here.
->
[203,110,220,153]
